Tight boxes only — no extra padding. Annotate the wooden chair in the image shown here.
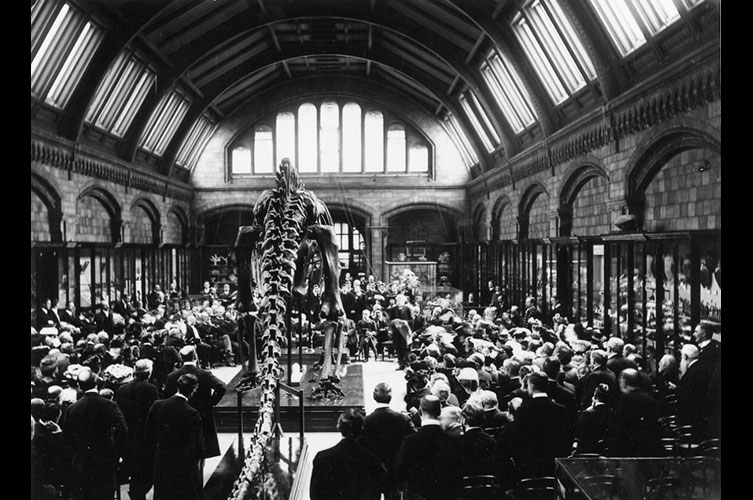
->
[460,475,502,500]
[699,438,721,459]
[514,477,558,500]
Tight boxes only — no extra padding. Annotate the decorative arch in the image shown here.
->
[491,194,513,240]
[197,203,256,246]
[130,197,162,245]
[626,122,721,219]
[518,182,550,240]
[31,172,63,242]
[559,160,609,237]
[472,204,490,242]
[382,202,465,222]
[77,185,122,243]
[166,204,190,245]
[383,202,463,245]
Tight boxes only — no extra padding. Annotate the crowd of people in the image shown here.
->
[31,274,721,500]
[310,279,722,500]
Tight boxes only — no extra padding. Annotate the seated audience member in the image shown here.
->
[395,395,462,500]
[478,389,509,432]
[430,379,459,408]
[575,383,615,455]
[310,409,381,500]
[439,405,464,437]
[454,367,481,407]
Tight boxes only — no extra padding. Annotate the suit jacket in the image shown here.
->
[577,366,619,411]
[310,437,382,500]
[361,406,415,477]
[58,309,81,328]
[575,403,614,455]
[163,363,226,458]
[63,392,128,497]
[457,427,498,478]
[514,396,573,478]
[546,379,578,429]
[610,389,662,457]
[115,379,160,451]
[675,360,710,427]
[698,340,721,372]
[395,423,462,500]
[32,424,71,492]
[606,354,638,380]
[146,395,204,500]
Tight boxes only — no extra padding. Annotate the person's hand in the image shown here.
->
[41,420,62,434]
[667,381,676,390]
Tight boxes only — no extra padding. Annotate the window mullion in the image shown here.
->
[623,0,664,59]
[519,9,573,101]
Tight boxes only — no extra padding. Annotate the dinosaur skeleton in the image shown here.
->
[232,158,347,395]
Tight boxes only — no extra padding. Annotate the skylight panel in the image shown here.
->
[587,0,646,56]
[139,90,190,157]
[446,113,478,167]
[460,94,495,153]
[631,0,680,34]
[44,21,103,109]
[469,91,502,145]
[176,115,216,170]
[513,15,568,104]
[484,52,537,131]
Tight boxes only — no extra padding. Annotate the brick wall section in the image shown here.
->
[498,204,517,240]
[76,195,112,243]
[129,206,153,244]
[643,150,721,232]
[527,194,550,239]
[469,103,721,240]
[30,163,190,245]
[31,192,51,242]
[163,212,184,245]
[571,175,611,236]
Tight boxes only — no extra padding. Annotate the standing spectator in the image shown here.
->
[610,368,662,457]
[458,402,498,479]
[389,294,414,370]
[605,337,639,380]
[523,296,542,326]
[360,383,415,500]
[672,344,709,430]
[163,346,227,471]
[32,402,71,497]
[574,383,615,455]
[693,323,721,373]
[576,349,618,412]
[542,357,578,430]
[310,409,382,500]
[146,373,205,500]
[395,395,462,500]
[356,309,379,361]
[147,284,165,311]
[513,371,573,478]
[114,359,160,500]
[63,367,128,500]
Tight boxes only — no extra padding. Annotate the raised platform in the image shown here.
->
[214,362,364,433]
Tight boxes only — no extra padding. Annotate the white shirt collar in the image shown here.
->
[183,361,197,366]
[174,392,189,401]
[699,339,711,348]
[373,402,390,409]
[532,392,549,399]
[421,418,441,426]
[85,388,99,394]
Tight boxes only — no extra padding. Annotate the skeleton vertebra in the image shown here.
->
[227,159,347,499]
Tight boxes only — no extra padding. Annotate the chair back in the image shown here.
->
[515,476,558,500]
[460,475,501,500]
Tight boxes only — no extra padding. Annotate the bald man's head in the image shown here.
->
[77,367,97,391]
[373,382,392,404]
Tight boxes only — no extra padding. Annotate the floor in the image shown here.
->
[121,357,406,500]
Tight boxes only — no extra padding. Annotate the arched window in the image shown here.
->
[364,111,384,173]
[387,123,407,172]
[276,112,295,167]
[409,144,429,173]
[298,103,317,173]
[320,102,340,172]
[253,126,274,173]
[334,221,366,277]
[342,103,362,172]
[231,147,251,175]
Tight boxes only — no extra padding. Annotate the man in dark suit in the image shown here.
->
[513,371,573,478]
[310,409,382,500]
[63,367,128,500]
[458,401,498,479]
[610,368,662,457]
[693,323,721,372]
[395,395,462,500]
[37,298,61,330]
[389,294,415,370]
[163,345,227,470]
[574,383,615,455]
[114,358,160,500]
[605,337,638,380]
[146,373,205,500]
[360,383,415,499]
[673,344,710,431]
[542,356,578,431]
[478,389,509,432]
[576,349,618,411]
[58,301,82,329]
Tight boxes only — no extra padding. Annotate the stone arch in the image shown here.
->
[559,160,609,237]
[77,185,122,243]
[491,194,513,241]
[31,172,63,242]
[165,204,190,245]
[383,202,463,246]
[518,182,550,240]
[472,203,490,242]
[197,204,256,246]
[130,197,162,245]
[626,121,721,221]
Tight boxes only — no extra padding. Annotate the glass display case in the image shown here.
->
[384,261,437,290]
